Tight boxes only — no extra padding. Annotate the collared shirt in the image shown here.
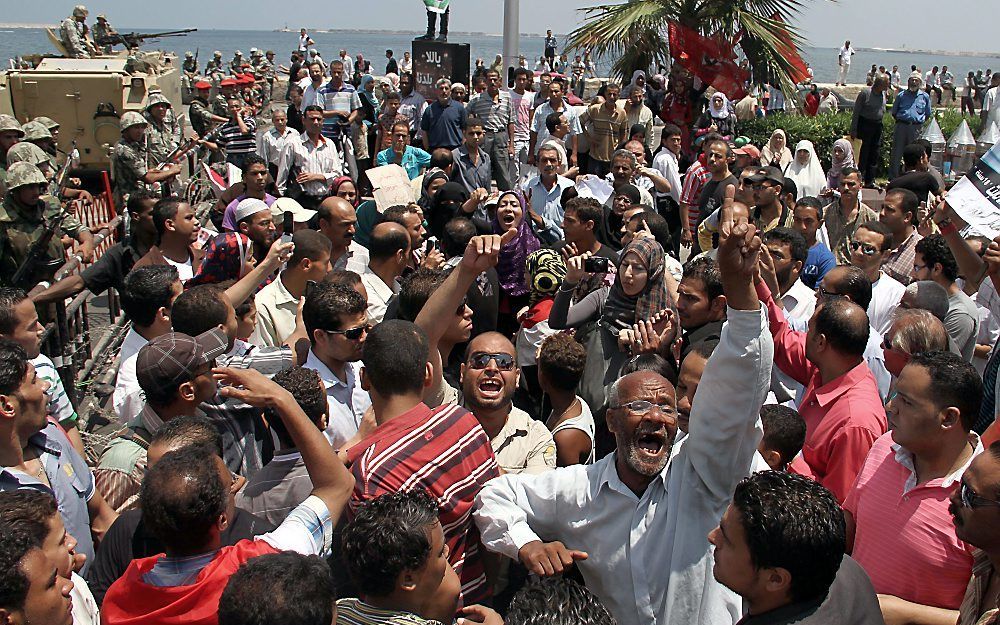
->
[475,307,773,625]
[622,102,655,151]
[276,132,344,196]
[949,290,982,362]
[376,145,431,180]
[302,81,326,109]
[822,198,879,264]
[252,273,299,347]
[466,90,513,132]
[235,451,313,526]
[488,406,556,475]
[881,229,922,285]
[0,423,96,572]
[359,266,398,324]
[257,126,299,166]
[113,329,150,422]
[531,101,582,154]
[304,350,371,450]
[349,402,500,605]
[586,102,629,163]
[851,87,887,132]
[333,240,370,275]
[680,160,712,229]
[958,550,999,625]
[421,99,468,150]
[319,81,362,140]
[845,432,981,610]
[892,88,933,124]
[450,144,493,196]
[869,272,906,335]
[758,281,887,502]
[509,89,533,142]
[781,279,817,323]
[522,174,575,239]
[217,115,258,154]
[398,91,428,133]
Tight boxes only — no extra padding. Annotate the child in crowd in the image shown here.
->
[375,91,404,151]
[757,404,807,471]
[537,333,596,466]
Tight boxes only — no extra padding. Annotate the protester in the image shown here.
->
[849,220,906,335]
[879,188,923,285]
[791,196,837,289]
[826,138,856,191]
[761,130,793,172]
[822,167,878,264]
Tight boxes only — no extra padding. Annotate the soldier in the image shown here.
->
[190,82,228,137]
[229,50,244,75]
[92,14,117,54]
[111,112,180,208]
[59,5,92,59]
[206,50,224,76]
[181,51,198,97]
[0,115,25,197]
[0,162,95,287]
[143,93,183,166]
[214,78,237,117]
[260,50,277,105]
[22,121,56,159]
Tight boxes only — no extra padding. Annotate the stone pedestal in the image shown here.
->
[412,40,471,100]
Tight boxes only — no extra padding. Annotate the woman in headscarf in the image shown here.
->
[426,180,475,239]
[626,70,647,93]
[492,190,541,334]
[694,92,736,141]
[783,139,827,199]
[383,72,400,93]
[646,73,667,113]
[826,138,856,191]
[550,237,674,413]
[516,248,567,372]
[762,129,793,169]
[330,176,358,207]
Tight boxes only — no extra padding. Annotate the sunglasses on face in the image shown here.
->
[960,480,1000,510]
[817,285,844,300]
[850,240,879,256]
[326,323,371,340]
[467,352,516,371]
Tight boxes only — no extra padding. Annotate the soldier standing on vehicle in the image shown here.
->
[60,5,92,59]
[112,112,181,208]
[0,115,25,197]
[92,14,117,54]
[0,162,95,286]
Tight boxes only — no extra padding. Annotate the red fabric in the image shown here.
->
[521,298,555,329]
[102,540,278,625]
[983,421,1000,447]
[770,14,812,85]
[667,22,749,100]
[805,93,820,116]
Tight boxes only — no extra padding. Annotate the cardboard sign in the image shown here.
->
[367,164,415,212]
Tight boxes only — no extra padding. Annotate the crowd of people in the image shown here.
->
[6,14,1000,625]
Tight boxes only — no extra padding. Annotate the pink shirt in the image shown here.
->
[844,432,980,609]
[757,281,887,502]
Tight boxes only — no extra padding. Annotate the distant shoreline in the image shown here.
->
[857,46,1000,59]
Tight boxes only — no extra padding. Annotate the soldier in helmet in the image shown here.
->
[60,5,93,59]
[143,93,183,167]
[259,50,277,105]
[0,114,24,196]
[229,50,244,76]
[7,143,54,178]
[92,14,117,54]
[0,162,95,286]
[112,112,181,208]
[22,121,55,157]
[181,51,199,97]
[205,50,224,76]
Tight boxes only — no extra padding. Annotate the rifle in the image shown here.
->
[157,124,222,170]
[96,28,197,50]
[49,141,80,198]
[10,213,67,290]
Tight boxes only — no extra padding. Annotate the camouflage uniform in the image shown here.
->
[205,52,224,77]
[143,94,182,166]
[212,92,231,117]
[92,16,114,54]
[59,8,90,59]
[229,52,244,75]
[0,114,25,197]
[189,96,215,137]
[111,112,150,208]
[0,162,88,287]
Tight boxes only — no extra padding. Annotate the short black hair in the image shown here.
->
[288,229,332,268]
[220,552,336,625]
[545,111,564,133]
[325,270,363,290]
[762,227,808,265]
[0,525,40,614]
[760,405,806,468]
[886,187,920,226]
[171,285,229,338]
[368,223,411,261]
[507,577,617,625]
[150,414,224,458]
[631,210,671,252]
[682,256,724,301]
[342,489,440,597]
[856,220,894,252]
[396,268,446,322]
[840,166,860,179]
[564,196,602,228]
[915,234,959,282]
[362,320,430,397]
[782,177,798,201]
[815,298,869,356]
[121,265,179,327]
[303,104,324,116]
[0,490,58,544]
[794,196,824,221]
[303,282,367,341]
[430,148,453,170]
[268,366,327,448]
[907,350,983,431]
[913,138,933,159]
[141,445,226,553]
[0,339,29,396]
[620,352,678,385]
[464,116,484,131]
[827,265,872,310]
[537,334,586,392]
[0,287,28,335]
[902,143,925,168]
[732,471,845,603]
[126,189,157,217]
[241,154,268,174]
[513,67,533,82]
[661,123,682,139]
[152,197,185,242]
[381,204,419,228]
[441,218,477,258]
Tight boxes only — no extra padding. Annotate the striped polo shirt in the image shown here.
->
[217,115,258,155]
[348,402,500,604]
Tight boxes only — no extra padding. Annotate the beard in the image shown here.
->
[618,423,674,478]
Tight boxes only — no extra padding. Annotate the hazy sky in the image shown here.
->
[8,1,997,52]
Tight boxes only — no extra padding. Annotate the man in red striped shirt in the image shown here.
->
[348,232,511,605]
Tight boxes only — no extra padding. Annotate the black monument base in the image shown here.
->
[412,39,471,101]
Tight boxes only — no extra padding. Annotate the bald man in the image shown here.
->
[360,222,410,323]
[317,196,368,274]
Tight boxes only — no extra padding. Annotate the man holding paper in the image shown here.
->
[376,121,431,180]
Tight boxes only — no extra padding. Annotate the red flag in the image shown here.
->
[771,14,810,84]
[668,22,749,99]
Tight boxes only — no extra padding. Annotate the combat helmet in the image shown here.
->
[21,121,52,142]
[120,111,148,131]
[6,162,47,190]
[6,143,52,168]
[32,116,60,132]
[72,5,88,18]
[185,51,194,58]
[0,115,25,138]
[144,93,172,110]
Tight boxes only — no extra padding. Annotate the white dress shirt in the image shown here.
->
[359,265,398,324]
[275,132,344,196]
[770,279,817,404]
[869,272,906,336]
[651,149,682,205]
[258,126,299,166]
[474,307,773,625]
[112,328,150,421]
[304,349,371,450]
[333,240,370,275]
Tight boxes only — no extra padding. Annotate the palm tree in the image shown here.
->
[566,0,813,95]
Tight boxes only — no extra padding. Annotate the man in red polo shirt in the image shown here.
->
[755,277,886,502]
[844,350,983,625]
[348,233,511,605]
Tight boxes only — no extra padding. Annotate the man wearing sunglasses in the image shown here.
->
[476,187,776,625]
[849,220,905,335]
[844,351,983,625]
[951,442,1000,625]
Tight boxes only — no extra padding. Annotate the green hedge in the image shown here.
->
[736,111,984,181]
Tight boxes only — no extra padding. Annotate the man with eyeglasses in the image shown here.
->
[849,220,905,335]
[475,187,775,625]
[302,282,373,450]
[951,442,1000,625]
[844,350,983,625]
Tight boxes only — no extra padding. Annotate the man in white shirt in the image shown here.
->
[925,66,943,104]
[400,51,412,74]
[837,40,855,86]
[302,280,372,449]
[509,68,535,176]
[359,222,409,324]
[253,229,329,348]
[297,29,314,53]
[652,123,683,207]
[257,108,299,177]
[529,80,581,164]
[275,105,344,208]
[849,221,905,335]
[475,191,774,625]
[338,50,354,78]
[522,145,575,242]
[301,61,327,110]
[891,65,902,91]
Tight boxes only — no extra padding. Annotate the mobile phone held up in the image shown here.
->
[584,256,609,274]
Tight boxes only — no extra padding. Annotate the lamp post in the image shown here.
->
[503,0,519,84]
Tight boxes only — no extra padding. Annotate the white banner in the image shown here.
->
[947,142,1000,239]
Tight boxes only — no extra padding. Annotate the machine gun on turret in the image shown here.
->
[95,28,197,50]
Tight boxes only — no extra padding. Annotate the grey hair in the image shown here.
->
[612,148,637,169]
[626,84,645,98]
[889,308,950,354]
[607,378,622,409]
[436,77,452,89]
[903,280,950,321]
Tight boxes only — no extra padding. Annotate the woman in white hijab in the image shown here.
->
[694,91,736,140]
[784,139,827,199]
[761,129,793,169]
[626,70,647,93]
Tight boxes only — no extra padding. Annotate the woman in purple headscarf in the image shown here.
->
[492,189,540,334]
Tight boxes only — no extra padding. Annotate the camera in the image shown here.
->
[584,256,609,273]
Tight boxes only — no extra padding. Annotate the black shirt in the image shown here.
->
[287,102,304,133]
[886,170,940,199]
[386,58,399,75]
[85,506,275,605]
[697,174,739,227]
[80,238,145,296]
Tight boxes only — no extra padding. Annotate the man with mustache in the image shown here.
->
[950,442,1000,625]
[475,186,774,625]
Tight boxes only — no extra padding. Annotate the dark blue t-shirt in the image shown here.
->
[420,99,467,150]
